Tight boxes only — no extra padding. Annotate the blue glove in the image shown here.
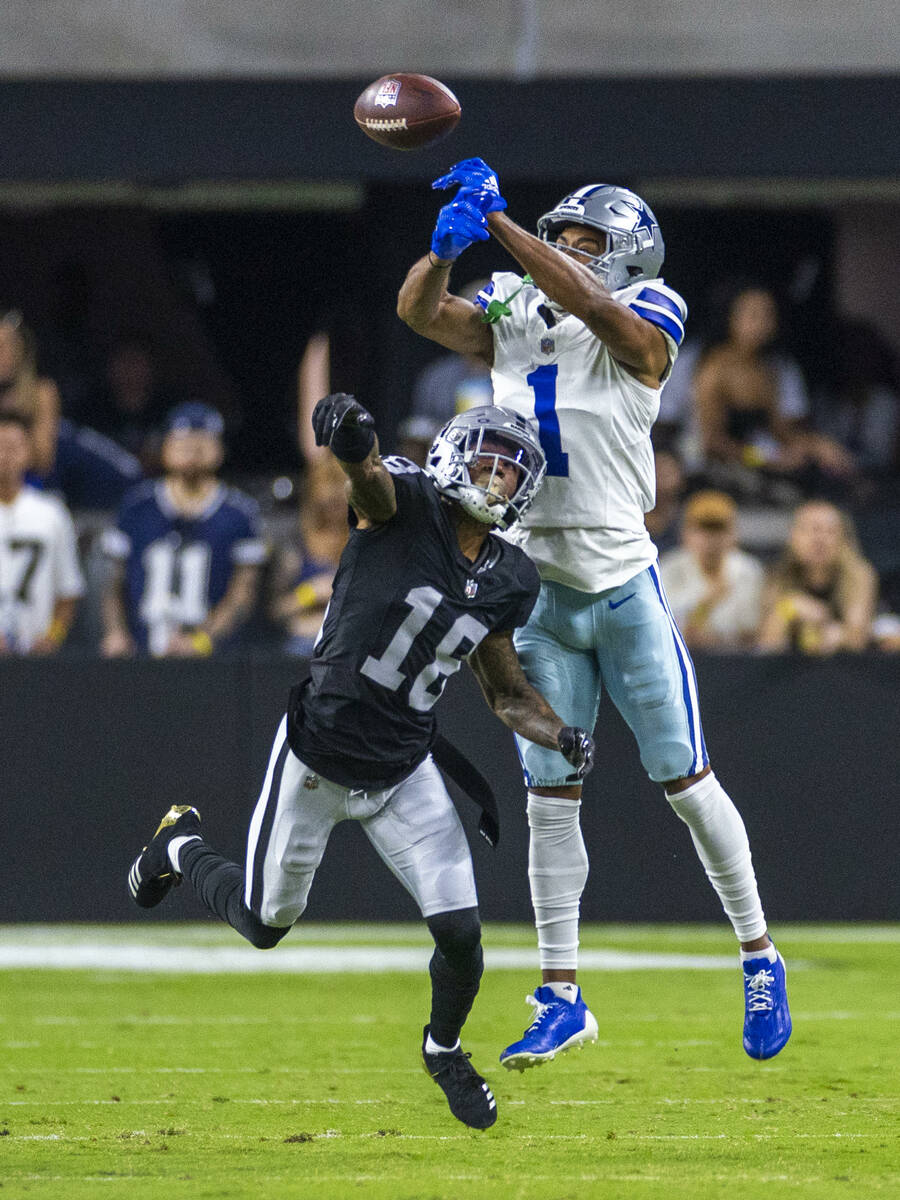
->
[430,198,490,261]
[432,157,507,215]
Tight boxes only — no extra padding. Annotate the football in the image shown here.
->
[354,73,461,151]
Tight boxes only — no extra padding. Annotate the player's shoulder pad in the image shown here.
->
[489,529,540,583]
[616,277,687,348]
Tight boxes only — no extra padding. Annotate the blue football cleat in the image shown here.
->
[499,985,599,1071]
[742,947,792,1060]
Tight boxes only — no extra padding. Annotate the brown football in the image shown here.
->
[354,73,461,151]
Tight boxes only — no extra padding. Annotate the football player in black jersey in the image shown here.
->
[127,395,594,1131]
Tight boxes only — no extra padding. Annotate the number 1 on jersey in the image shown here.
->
[527,364,569,477]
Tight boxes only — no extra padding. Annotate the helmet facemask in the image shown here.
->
[537,184,665,293]
[425,407,547,530]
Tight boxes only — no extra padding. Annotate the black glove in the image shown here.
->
[557,726,595,778]
[311,393,375,463]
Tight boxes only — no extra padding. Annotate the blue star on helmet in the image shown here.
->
[610,196,656,236]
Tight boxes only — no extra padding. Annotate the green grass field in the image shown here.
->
[2,923,898,1199]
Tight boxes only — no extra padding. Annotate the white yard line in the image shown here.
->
[0,944,744,972]
[1,922,897,945]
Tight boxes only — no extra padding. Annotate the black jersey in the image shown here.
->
[287,457,540,789]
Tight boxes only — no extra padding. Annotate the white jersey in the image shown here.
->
[483,272,687,592]
[0,485,85,650]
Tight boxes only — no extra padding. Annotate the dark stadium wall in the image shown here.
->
[2,655,897,924]
[0,77,897,184]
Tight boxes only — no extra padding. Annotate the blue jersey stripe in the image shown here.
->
[648,563,707,775]
[636,287,684,320]
[630,303,685,347]
[474,281,495,311]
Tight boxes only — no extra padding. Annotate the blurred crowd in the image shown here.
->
[1,277,898,660]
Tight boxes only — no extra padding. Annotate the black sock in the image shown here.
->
[179,840,290,950]
[426,908,484,1048]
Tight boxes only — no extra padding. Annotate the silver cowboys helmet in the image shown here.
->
[537,184,665,292]
[425,405,546,530]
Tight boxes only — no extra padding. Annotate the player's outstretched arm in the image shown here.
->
[311,393,397,524]
[397,256,494,362]
[397,197,494,363]
[469,631,594,777]
[486,210,668,384]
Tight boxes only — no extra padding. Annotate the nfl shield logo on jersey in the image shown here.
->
[540,336,555,355]
[465,578,478,599]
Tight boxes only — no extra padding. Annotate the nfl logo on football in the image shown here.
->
[375,80,401,108]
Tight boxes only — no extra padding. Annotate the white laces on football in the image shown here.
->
[745,968,776,1011]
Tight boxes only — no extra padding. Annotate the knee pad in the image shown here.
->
[643,738,697,784]
[426,907,483,977]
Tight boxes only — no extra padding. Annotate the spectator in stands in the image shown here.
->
[75,335,174,471]
[644,448,686,555]
[757,500,877,654]
[270,456,348,655]
[0,412,84,654]
[39,419,142,511]
[694,284,854,492]
[396,279,494,465]
[814,317,900,481]
[659,490,764,650]
[0,309,60,476]
[0,308,141,510]
[101,403,266,657]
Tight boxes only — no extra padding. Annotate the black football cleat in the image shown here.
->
[422,1026,497,1130]
[127,805,201,909]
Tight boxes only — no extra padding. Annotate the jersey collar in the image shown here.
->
[156,479,226,521]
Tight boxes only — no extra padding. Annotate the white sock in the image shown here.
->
[665,771,767,943]
[425,1033,460,1055]
[544,981,579,1003]
[167,835,202,874]
[527,792,588,972]
[741,944,778,964]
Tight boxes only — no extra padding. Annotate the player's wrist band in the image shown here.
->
[428,252,453,269]
[190,630,214,656]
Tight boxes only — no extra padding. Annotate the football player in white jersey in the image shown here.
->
[0,412,84,653]
[398,159,791,1068]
